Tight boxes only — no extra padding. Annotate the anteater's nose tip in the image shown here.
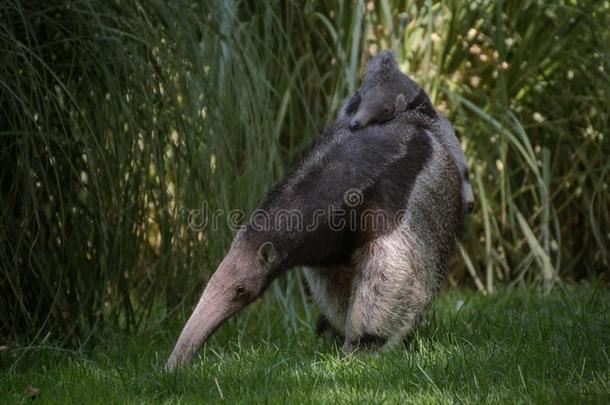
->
[349,120,361,131]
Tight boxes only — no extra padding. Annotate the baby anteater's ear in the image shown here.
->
[394,93,407,112]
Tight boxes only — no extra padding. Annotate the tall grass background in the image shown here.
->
[1,0,608,346]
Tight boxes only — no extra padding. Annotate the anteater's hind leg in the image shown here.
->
[303,265,354,339]
[343,230,436,351]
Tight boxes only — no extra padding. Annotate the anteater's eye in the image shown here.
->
[235,285,247,296]
[383,106,391,115]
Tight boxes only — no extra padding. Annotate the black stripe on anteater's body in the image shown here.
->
[241,116,443,269]
[165,110,464,370]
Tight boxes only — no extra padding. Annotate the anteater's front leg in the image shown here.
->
[344,231,433,351]
[303,265,354,339]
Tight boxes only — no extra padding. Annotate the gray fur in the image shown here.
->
[304,114,463,349]
[435,113,475,210]
[343,50,475,214]
[364,50,420,94]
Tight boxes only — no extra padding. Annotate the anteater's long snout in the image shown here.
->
[349,109,373,131]
[165,277,234,371]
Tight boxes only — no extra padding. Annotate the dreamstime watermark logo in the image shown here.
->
[183,201,246,232]
[343,188,364,207]
[181,188,409,234]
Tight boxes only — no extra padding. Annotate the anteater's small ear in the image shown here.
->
[257,242,278,267]
[395,93,407,112]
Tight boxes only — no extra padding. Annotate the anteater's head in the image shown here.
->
[165,237,280,370]
[349,89,407,130]
[348,50,422,130]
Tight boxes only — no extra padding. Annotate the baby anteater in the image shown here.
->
[340,50,475,214]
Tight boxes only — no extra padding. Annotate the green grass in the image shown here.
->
[2,284,608,404]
